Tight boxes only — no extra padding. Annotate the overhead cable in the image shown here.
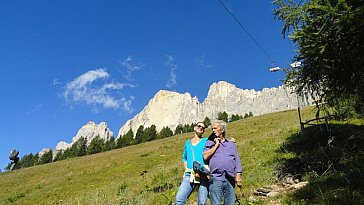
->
[217,0,276,65]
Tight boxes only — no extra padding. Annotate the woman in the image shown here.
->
[174,122,209,205]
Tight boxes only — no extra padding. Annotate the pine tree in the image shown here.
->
[174,124,183,135]
[217,111,229,122]
[135,125,144,144]
[144,125,157,142]
[244,113,249,118]
[158,126,173,139]
[189,123,195,132]
[87,136,104,155]
[78,137,87,156]
[230,114,237,122]
[124,129,135,146]
[19,153,35,168]
[274,0,364,116]
[33,153,40,165]
[103,136,116,151]
[39,150,53,164]
[203,117,211,127]
[116,129,135,148]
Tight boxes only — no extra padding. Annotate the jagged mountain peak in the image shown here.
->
[117,81,311,138]
[42,121,114,158]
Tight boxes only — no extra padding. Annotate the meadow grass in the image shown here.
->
[0,107,329,204]
[278,117,364,205]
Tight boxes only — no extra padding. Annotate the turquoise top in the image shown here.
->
[182,138,207,170]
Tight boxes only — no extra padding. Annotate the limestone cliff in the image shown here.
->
[118,90,204,137]
[70,121,113,146]
[117,81,311,138]
[49,121,113,156]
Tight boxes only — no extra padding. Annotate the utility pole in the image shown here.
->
[270,61,304,132]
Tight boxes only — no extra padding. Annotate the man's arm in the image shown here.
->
[203,138,220,160]
[233,143,243,187]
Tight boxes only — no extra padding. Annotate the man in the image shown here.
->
[203,121,243,205]
[175,122,209,205]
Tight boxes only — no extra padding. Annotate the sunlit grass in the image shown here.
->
[0,107,317,204]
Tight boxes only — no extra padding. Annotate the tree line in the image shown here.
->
[217,111,253,122]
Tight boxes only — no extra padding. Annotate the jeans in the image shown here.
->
[209,178,235,205]
[175,174,209,205]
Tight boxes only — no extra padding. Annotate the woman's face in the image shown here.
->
[195,123,206,134]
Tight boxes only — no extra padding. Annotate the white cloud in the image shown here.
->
[62,68,134,113]
[120,56,144,81]
[53,79,61,85]
[165,55,177,88]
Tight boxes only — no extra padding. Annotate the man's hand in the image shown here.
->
[203,137,220,160]
[214,137,220,146]
[236,173,242,188]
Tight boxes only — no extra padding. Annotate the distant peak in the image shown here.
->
[155,90,177,96]
[86,121,96,125]
[154,90,191,98]
[210,81,236,88]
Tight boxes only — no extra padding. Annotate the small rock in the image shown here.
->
[271,184,279,191]
[256,187,271,193]
[293,181,309,189]
[267,191,280,197]
[248,196,257,202]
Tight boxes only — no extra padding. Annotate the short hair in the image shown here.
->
[212,120,226,137]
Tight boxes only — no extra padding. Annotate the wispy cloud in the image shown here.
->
[53,79,61,85]
[27,104,43,114]
[196,55,213,69]
[120,56,144,81]
[62,68,134,113]
[165,55,177,88]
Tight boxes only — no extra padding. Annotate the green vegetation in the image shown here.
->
[217,111,229,122]
[274,0,364,116]
[158,127,174,139]
[217,111,250,123]
[203,116,211,127]
[278,117,364,204]
[272,2,364,202]
[1,107,363,204]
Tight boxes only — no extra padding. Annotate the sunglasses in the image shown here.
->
[197,124,206,129]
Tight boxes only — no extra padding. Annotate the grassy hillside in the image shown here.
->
[2,107,359,204]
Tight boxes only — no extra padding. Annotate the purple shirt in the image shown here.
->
[204,138,243,181]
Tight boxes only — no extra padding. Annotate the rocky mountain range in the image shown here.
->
[43,81,311,156]
[117,81,311,137]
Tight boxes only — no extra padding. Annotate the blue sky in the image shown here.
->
[0,0,294,170]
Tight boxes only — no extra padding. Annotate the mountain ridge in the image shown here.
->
[44,81,311,154]
[117,81,311,138]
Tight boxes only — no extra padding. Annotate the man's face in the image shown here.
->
[195,123,206,134]
[212,123,223,138]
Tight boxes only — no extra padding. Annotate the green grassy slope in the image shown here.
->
[0,108,316,204]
